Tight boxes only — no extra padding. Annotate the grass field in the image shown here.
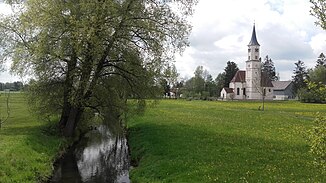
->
[0,93,64,182]
[128,100,326,182]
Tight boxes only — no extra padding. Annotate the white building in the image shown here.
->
[221,24,276,100]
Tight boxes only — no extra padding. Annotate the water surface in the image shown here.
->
[52,125,130,183]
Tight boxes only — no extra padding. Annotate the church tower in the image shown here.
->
[246,24,262,99]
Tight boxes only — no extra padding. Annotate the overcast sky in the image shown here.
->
[175,0,326,81]
[0,0,326,82]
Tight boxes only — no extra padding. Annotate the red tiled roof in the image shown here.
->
[230,70,273,87]
[230,70,246,83]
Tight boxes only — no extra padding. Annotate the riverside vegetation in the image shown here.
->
[0,93,65,182]
[128,100,326,182]
[1,94,326,182]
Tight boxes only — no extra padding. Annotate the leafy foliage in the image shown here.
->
[223,61,239,87]
[299,81,326,103]
[308,114,326,173]
[308,65,326,85]
[0,0,197,136]
[310,0,326,30]
[181,66,218,99]
[215,72,225,94]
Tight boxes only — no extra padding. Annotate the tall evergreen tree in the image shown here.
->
[262,55,278,81]
[223,61,239,87]
[292,60,308,96]
[316,53,326,67]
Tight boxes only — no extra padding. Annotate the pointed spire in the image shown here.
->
[248,23,260,46]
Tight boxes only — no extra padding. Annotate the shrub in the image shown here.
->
[299,82,326,103]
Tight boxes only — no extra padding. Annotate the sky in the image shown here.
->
[175,0,326,81]
[0,0,326,82]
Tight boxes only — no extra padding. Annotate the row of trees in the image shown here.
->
[164,55,278,100]
[0,81,23,91]
[292,53,326,103]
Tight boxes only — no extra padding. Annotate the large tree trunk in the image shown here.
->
[63,107,83,137]
[59,50,77,131]
[59,103,71,128]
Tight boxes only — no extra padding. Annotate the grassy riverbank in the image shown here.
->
[128,100,326,182]
[0,93,64,182]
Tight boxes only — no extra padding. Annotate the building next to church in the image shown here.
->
[220,24,293,100]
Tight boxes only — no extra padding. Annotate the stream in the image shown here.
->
[51,125,130,183]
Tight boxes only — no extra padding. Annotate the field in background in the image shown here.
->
[128,100,326,182]
[0,93,64,182]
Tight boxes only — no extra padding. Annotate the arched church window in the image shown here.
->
[255,48,259,52]
[255,56,258,59]
[248,49,251,52]
[248,56,250,60]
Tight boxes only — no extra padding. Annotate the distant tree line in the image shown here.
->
[0,81,23,91]
[292,53,326,103]
[161,55,280,101]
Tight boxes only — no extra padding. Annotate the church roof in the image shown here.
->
[223,87,234,93]
[230,70,273,87]
[230,70,246,82]
[272,81,292,90]
[248,24,260,46]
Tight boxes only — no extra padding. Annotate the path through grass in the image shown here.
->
[128,100,326,182]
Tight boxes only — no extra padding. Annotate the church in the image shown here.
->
[220,24,294,100]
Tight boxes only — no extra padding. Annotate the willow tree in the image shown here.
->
[0,0,197,136]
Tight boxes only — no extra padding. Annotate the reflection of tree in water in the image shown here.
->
[75,125,130,183]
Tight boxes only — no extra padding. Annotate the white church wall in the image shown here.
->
[232,82,246,100]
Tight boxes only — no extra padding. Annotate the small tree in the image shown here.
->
[253,73,273,111]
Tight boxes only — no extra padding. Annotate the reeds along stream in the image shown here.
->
[51,125,130,183]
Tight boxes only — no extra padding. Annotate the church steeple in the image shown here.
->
[248,24,260,46]
[246,23,262,100]
[247,23,260,61]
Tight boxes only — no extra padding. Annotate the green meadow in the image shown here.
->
[0,93,64,182]
[128,100,326,182]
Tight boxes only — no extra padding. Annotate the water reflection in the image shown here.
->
[52,125,130,183]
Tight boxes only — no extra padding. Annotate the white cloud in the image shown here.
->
[175,0,326,80]
[1,1,326,82]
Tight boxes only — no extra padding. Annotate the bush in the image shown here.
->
[308,115,326,173]
[299,82,326,103]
